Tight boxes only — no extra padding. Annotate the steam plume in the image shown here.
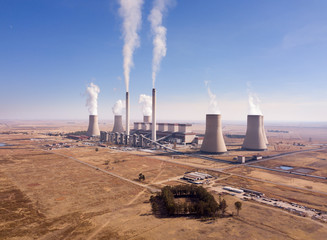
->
[112,99,125,115]
[85,82,100,115]
[149,0,171,87]
[118,0,144,92]
[248,92,262,115]
[139,94,152,116]
[205,81,221,114]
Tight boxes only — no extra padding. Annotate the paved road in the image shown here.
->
[230,172,327,195]
[209,186,324,222]
[246,164,327,180]
[133,152,327,196]
[221,147,327,172]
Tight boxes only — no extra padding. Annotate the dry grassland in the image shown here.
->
[1,121,327,239]
[217,174,327,212]
[252,149,327,177]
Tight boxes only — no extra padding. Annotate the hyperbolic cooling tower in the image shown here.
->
[201,114,227,153]
[260,115,268,145]
[242,115,267,150]
[143,115,150,123]
[112,115,124,133]
[87,115,100,137]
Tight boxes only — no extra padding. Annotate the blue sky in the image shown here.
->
[1,0,327,122]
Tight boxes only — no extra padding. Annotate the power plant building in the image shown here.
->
[131,120,196,144]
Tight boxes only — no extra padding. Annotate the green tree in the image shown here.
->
[183,202,188,214]
[234,201,242,216]
[138,173,145,181]
[219,199,227,217]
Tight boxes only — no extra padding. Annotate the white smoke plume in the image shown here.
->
[248,92,262,115]
[112,99,125,115]
[205,81,221,114]
[118,0,144,92]
[85,82,100,115]
[149,0,172,88]
[139,94,152,116]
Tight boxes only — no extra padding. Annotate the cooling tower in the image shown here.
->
[144,115,150,123]
[87,115,100,137]
[152,88,156,141]
[112,115,124,133]
[242,115,267,150]
[201,114,227,153]
[126,91,130,135]
[260,115,269,145]
[134,122,141,130]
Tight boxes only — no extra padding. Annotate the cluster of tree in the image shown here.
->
[225,134,245,139]
[150,185,229,218]
[267,130,289,133]
[66,131,87,136]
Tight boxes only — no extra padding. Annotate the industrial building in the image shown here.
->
[183,172,213,184]
[223,186,244,194]
[131,121,196,144]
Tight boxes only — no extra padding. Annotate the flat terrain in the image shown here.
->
[1,120,327,239]
[249,149,327,177]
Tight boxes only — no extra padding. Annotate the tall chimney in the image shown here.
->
[87,115,100,137]
[152,88,156,142]
[112,115,124,133]
[126,92,130,135]
[242,115,267,150]
[143,115,151,123]
[260,115,268,145]
[201,114,227,153]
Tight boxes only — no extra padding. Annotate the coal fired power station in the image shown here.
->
[112,115,124,133]
[242,115,268,150]
[201,114,227,153]
[87,115,100,137]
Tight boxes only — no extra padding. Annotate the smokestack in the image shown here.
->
[87,115,100,137]
[112,115,124,133]
[242,115,267,150]
[143,115,151,123]
[152,88,156,141]
[126,92,130,135]
[201,114,227,153]
[260,115,268,145]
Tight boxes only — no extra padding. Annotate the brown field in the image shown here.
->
[1,120,327,239]
[249,149,327,177]
[217,174,327,212]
